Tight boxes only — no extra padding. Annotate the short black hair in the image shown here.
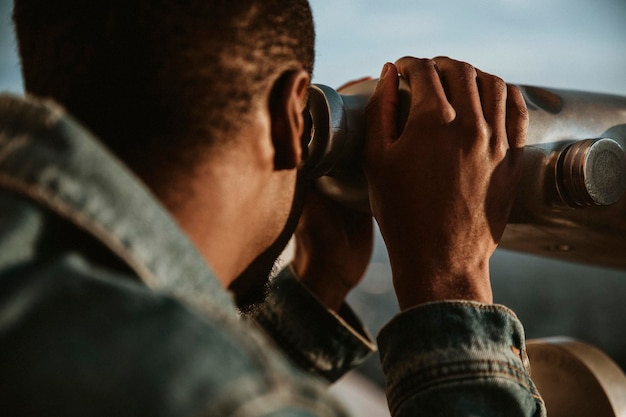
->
[13,0,315,174]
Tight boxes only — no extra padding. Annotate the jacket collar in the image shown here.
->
[0,93,237,318]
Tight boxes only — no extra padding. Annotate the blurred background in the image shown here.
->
[1,0,625,400]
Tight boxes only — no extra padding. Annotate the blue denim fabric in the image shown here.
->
[379,301,545,416]
[0,93,545,416]
[249,266,377,382]
[0,94,353,416]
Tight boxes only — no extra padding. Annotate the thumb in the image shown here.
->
[365,63,399,167]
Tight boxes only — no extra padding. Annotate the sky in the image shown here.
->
[2,0,626,94]
[309,0,626,95]
[0,0,19,92]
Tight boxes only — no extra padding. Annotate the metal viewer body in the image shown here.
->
[303,79,626,270]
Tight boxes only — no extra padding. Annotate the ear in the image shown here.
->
[269,69,310,171]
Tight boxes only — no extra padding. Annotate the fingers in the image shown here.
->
[432,57,482,123]
[395,57,455,126]
[429,57,526,156]
[476,68,507,153]
[364,62,400,158]
[505,84,529,150]
[366,56,528,160]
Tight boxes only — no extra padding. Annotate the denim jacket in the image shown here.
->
[0,94,545,416]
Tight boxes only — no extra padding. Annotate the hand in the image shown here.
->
[292,185,373,311]
[364,57,528,310]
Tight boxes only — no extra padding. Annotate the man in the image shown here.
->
[0,0,544,416]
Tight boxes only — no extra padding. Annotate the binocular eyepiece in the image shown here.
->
[301,79,626,270]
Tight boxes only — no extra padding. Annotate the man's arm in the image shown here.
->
[251,55,545,416]
[246,177,377,382]
[291,187,374,312]
[363,56,545,416]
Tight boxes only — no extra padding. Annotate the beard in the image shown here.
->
[229,173,307,311]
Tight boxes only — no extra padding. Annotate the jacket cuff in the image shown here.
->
[248,266,376,382]
[378,301,540,414]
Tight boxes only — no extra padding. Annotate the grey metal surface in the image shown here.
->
[504,86,626,270]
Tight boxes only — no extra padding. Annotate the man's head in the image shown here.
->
[13,0,314,179]
[13,1,316,292]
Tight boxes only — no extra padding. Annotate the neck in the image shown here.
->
[145,126,296,289]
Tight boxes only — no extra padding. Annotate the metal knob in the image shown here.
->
[558,138,626,207]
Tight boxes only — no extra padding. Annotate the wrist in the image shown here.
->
[291,262,351,312]
[392,262,493,311]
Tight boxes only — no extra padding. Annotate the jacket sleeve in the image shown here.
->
[378,300,547,417]
[246,266,376,382]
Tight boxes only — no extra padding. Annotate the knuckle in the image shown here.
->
[396,55,427,66]
[478,68,505,87]
[517,104,529,123]
[422,58,437,67]
[459,62,477,79]
[396,56,438,75]
[420,100,456,125]
[478,121,492,141]
[432,55,452,65]
[416,57,437,69]
[491,75,507,92]
[434,56,477,79]
[510,98,529,125]
[394,56,413,66]
[508,86,529,115]
[462,117,491,140]
[397,57,440,84]
[439,104,457,124]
